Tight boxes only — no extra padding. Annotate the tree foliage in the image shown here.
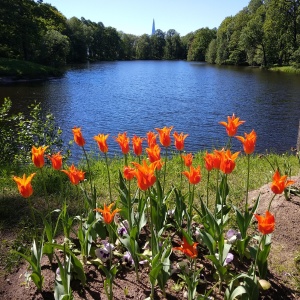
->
[1,0,300,67]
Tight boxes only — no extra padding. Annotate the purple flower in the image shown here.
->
[95,240,115,262]
[117,220,129,237]
[224,252,234,265]
[226,229,241,244]
[122,251,134,268]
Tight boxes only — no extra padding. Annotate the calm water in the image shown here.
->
[1,61,300,158]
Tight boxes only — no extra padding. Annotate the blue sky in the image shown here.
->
[44,0,250,36]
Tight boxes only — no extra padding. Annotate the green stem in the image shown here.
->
[180,151,183,190]
[162,147,168,193]
[268,194,276,210]
[104,153,113,203]
[82,146,93,197]
[40,167,49,211]
[206,171,210,207]
[127,180,132,230]
[253,234,265,281]
[214,170,220,218]
[188,184,195,235]
[245,154,250,211]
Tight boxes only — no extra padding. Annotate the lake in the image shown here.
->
[1,61,300,159]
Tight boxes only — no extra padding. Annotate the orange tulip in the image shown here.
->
[173,236,198,259]
[204,152,215,172]
[123,165,135,180]
[173,131,189,151]
[32,145,48,168]
[132,160,157,190]
[254,211,275,235]
[155,126,173,147]
[13,173,36,198]
[115,132,130,155]
[94,203,121,224]
[132,135,145,156]
[219,114,245,137]
[47,152,63,170]
[94,133,109,153]
[212,149,223,170]
[72,127,85,147]
[236,130,257,155]
[271,170,294,194]
[61,164,85,185]
[146,144,161,163]
[147,131,157,148]
[181,153,193,167]
[219,149,240,174]
[183,165,201,185]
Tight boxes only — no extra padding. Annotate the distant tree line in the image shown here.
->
[1,0,300,67]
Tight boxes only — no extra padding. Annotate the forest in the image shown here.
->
[1,0,300,68]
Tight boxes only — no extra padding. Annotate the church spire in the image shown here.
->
[152,19,155,35]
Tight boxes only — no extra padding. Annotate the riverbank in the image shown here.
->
[0,58,64,82]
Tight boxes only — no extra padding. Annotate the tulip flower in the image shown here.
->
[219,149,240,174]
[219,114,245,137]
[61,164,85,185]
[132,135,145,156]
[94,203,121,224]
[123,165,135,181]
[32,146,48,168]
[115,132,130,155]
[173,131,189,151]
[236,130,257,155]
[182,165,201,185]
[271,170,294,194]
[146,144,161,163]
[131,160,157,190]
[155,126,173,147]
[254,211,275,235]
[94,133,109,153]
[72,127,85,147]
[181,153,193,167]
[204,152,215,172]
[173,236,198,259]
[213,149,223,170]
[47,152,63,170]
[13,173,36,198]
[147,131,157,148]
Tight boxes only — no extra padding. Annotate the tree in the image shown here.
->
[102,26,121,60]
[0,0,42,60]
[150,29,165,59]
[119,32,138,60]
[215,17,234,64]
[135,34,151,59]
[206,39,217,63]
[38,29,70,66]
[66,17,88,62]
[187,27,216,61]
[181,32,195,59]
[164,29,183,59]
[240,5,267,66]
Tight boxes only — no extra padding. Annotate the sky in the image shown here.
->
[44,0,250,36]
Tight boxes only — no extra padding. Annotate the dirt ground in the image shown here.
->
[0,177,300,300]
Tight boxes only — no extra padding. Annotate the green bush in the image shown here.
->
[0,98,68,165]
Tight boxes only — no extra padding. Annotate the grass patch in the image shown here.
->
[0,57,64,79]
[269,65,300,74]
